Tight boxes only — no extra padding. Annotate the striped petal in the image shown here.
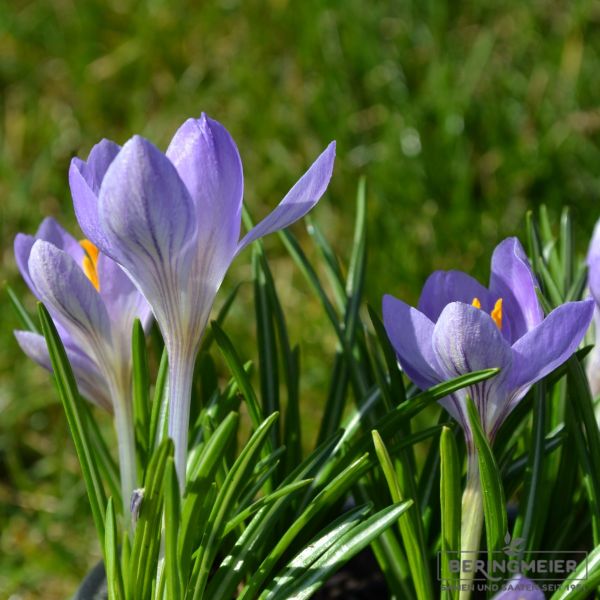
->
[237,141,336,253]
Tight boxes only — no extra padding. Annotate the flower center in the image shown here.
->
[80,239,100,291]
[471,297,503,330]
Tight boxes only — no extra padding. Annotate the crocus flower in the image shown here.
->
[382,237,593,446]
[492,574,544,600]
[14,217,152,513]
[69,113,336,486]
[586,219,600,398]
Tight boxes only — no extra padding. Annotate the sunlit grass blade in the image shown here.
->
[37,303,107,549]
[512,383,547,558]
[190,412,280,599]
[466,397,507,562]
[132,319,150,467]
[148,348,168,453]
[104,497,125,600]
[253,249,280,449]
[83,400,121,508]
[128,438,172,600]
[260,503,373,599]
[368,304,406,404]
[205,432,344,599]
[567,356,600,544]
[440,426,461,600]
[186,411,239,487]
[7,285,39,332]
[164,457,182,600]
[238,453,372,599]
[212,320,264,433]
[549,543,600,600]
[372,430,433,600]
[268,501,414,600]
[223,479,313,535]
[305,215,346,311]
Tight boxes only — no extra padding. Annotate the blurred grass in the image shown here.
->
[1,0,600,596]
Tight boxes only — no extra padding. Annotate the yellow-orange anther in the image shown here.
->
[491,298,503,330]
[471,297,482,309]
[80,239,100,291]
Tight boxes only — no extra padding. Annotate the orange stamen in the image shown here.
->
[80,239,100,291]
[491,298,503,330]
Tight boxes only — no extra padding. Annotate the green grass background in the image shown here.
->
[1,1,600,596]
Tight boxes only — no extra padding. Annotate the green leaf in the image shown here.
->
[223,479,313,535]
[253,248,280,449]
[104,497,125,600]
[7,285,39,332]
[549,543,600,600]
[269,501,414,600]
[212,320,264,433]
[261,504,373,599]
[190,412,280,600]
[238,453,372,599]
[440,426,461,600]
[205,432,344,600]
[567,356,600,544]
[128,438,173,600]
[132,319,150,466]
[466,397,507,562]
[148,348,169,453]
[512,383,547,558]
[372,430,432,600]
[164,457,182,600]
[37,303,107,548]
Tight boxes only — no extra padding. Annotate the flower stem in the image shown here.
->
[166,346,195,493]
[112,389,138,519]
[459,454,484,600]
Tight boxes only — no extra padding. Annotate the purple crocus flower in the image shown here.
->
[586,219,600,398]
[492,574,544,599]
[69,113,336,486]
[14,217,152,513]
[382,237,593,445]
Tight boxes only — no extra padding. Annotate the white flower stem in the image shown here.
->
[459,453,484,600]
[112,387,138,519]
[166,346,195,493]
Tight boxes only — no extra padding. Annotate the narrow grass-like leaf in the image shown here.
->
[224,479,313,535]
[82,400,121,506]
[132,319,150,465]
[440,426,461,600]
[164,457,182,600]
[372,430,433,600]
[199,282,242,353]
[128,438,172,600]
[186,411,239,486]
[190,412,280,599]
[205,433,344,599]
[238,453,372,599]
[567,356,600,543]
[269,501,414,600]
[38,303,107,548]
[7,285,39,332]
[466,397,507,563]
[212,321,264,432]
[261,504,373,599]
[368,304,406,404]
[148,348,168,452]
[305,216,346,311]
[253,249,280,448]
[104,497,124,600]
[512,383,546,557]
[549,543,600,600]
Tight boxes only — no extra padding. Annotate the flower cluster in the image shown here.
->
[13,113,600,600]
